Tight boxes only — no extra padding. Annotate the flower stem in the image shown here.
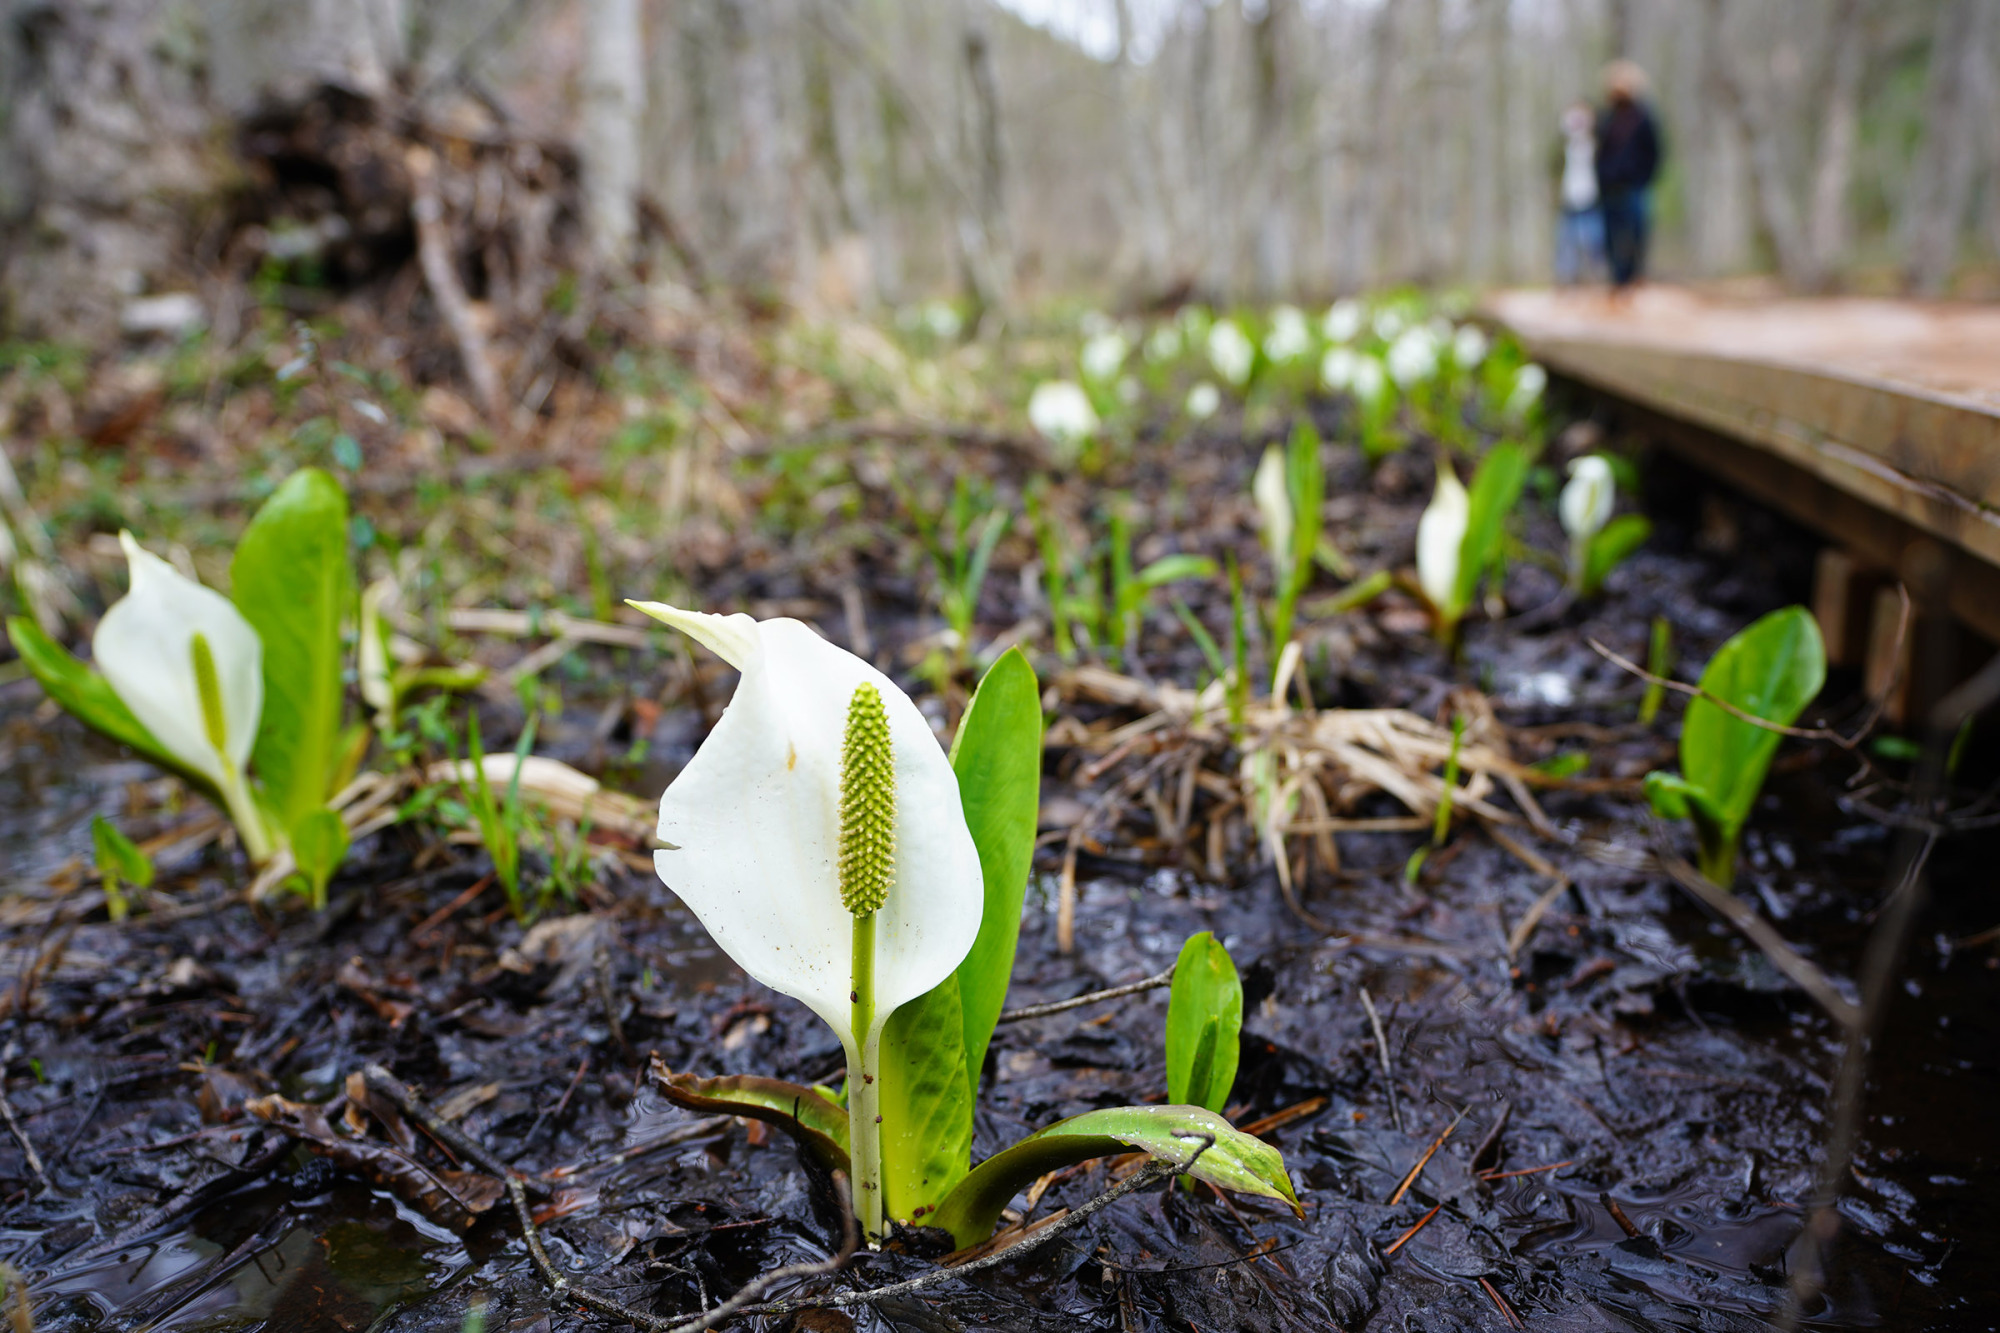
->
[848,909,884,1243]
[218,766,276,865]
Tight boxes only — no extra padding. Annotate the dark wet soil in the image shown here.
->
[2,428,1996,1332]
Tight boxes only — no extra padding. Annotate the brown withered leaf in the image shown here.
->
[245,1094,498,1231]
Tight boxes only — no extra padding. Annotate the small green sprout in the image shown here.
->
[91,816,154,922]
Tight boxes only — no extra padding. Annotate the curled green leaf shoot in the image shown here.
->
[841,682,895,1242]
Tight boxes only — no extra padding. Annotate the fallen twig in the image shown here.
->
[1357,987,1403,1133]
[0,1083,50,1195]
[361,1063,551,1198]
[1386,1106,1468,1206]
[996,965,1175,1024]
[1652,845,1862,1030]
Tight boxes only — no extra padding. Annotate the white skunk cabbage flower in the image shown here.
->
[1561,455,1616,587]
[1416,464,1470,617]
[1116,375,1142,405]
[629,603,984,1239]
[921,301,961,339]
[1323,299,1365,344]
[1372,307,1408,341]
[358,576,396,726]
[1252,445,1292,576]
[1206,319,1255,388]
[1145,324,1182,363]
[1506,364,1547,419]
[1262,306,1312,363]
[1081,331,1130,382]
[1321,346,1360,393]
[1185,382,1222,420]
[1451,325,1489,370]
[1028,380,1099,454]
[1351,355,1389,406]
[1560,456,1616,544]
[97,533,273,860]
[1386,327,1440,390]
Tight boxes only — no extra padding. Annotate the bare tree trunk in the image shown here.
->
[1904,0,1995,294]
[1806,0,1868,287]
[1703,0,1816,288]
[956,18,1011,319]
[580,0,646,267]
[1111,0,1172,297]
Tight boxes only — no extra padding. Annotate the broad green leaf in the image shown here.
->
[649,1064,850,1171]
[1452,441,1529,612]
[92,816,155,888]
[7,616,222,804]
[1684,606,1824,831]
[879,974,973,1223]
[231,468,353,832]
[1285,419,1324,595]
[945,648,1043,1089]
[290,807,351,910]
[928,1105,1301,1248]
[1165,932,1242,1113]
[1650,606,1824,888]
[1583,514,1651,594]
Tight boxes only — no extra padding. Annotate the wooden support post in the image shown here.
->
[1812,548,1884,669]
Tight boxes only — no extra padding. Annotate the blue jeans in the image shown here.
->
[1555,207,1603,285]
[1601,189,1650,287]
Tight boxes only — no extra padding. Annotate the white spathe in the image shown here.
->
[1185,381,1222,420]
[1145,324,1182,363]
[1263,306,1312,363]
[1350,355,1389,405]
[632,603,984,1059]
[1081,331,1130,382]
[1028,380,1100,448]
[1386,327,1439,389]
[1560,455,1616,543]
[95,532,272,859]
[1507,364,1547,418]
[1322,299,1364,344]
[1452,325,1489,370]
[1252,445,1292,576]
[1416,465,1470,615]
[1207,320,1255,387]
[97,533,262,791]
[1320,346,1359,393]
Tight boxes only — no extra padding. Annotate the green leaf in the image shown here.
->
[1654,607,1824,889]
[1452,442,1529,612]
[1165,932,1242,1112]
[1134,553,1219,590]
[1531,750,1589,779]
[231,468,353,832]
[92,816,155,888]
[879,974,973,1223]
[7,616,222,803]
[649,1065,850,1172]
[1582,514,1651,594]
[1643,769,1696,821]
[945,648,1044,1089]
[1285,418,1324,598]
[928,1105,1300,1248]
[289,807,351,911]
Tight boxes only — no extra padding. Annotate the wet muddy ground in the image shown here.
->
[2,426,1997,1332]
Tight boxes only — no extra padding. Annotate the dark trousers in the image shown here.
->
[1602,189,1650,287]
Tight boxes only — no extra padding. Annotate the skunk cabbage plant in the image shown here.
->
[1185,381,1222,420]
[1322,299,1365,344]
[8,468,356,870]
[1028,381,1100,456]
[1081,331,1130,383]
[1560,456,1650,596]
[1262,306,1313,363]
[1415,443,1529,641]
[635,610,1298,1247]
[1645,607,1825,888]
[1206,319,1255,388]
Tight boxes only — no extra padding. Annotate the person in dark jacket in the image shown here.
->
[1595,60,1662,290]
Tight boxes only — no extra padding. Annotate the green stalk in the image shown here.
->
[848,912,884,1241]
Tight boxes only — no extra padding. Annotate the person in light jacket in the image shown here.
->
[1554,103,1603,285]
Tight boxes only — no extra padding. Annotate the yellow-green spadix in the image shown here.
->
[95,533,272,860]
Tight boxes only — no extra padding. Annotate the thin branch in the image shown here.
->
[1652,845,1862,1030]
[1357,987,1403,1133]
[1589,587,1908,755]
[362,1063,550,1198]
[0,1084,50,1195]
[996,966,1175,1024]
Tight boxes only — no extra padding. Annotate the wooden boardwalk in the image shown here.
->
[1487,287,2000,647]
